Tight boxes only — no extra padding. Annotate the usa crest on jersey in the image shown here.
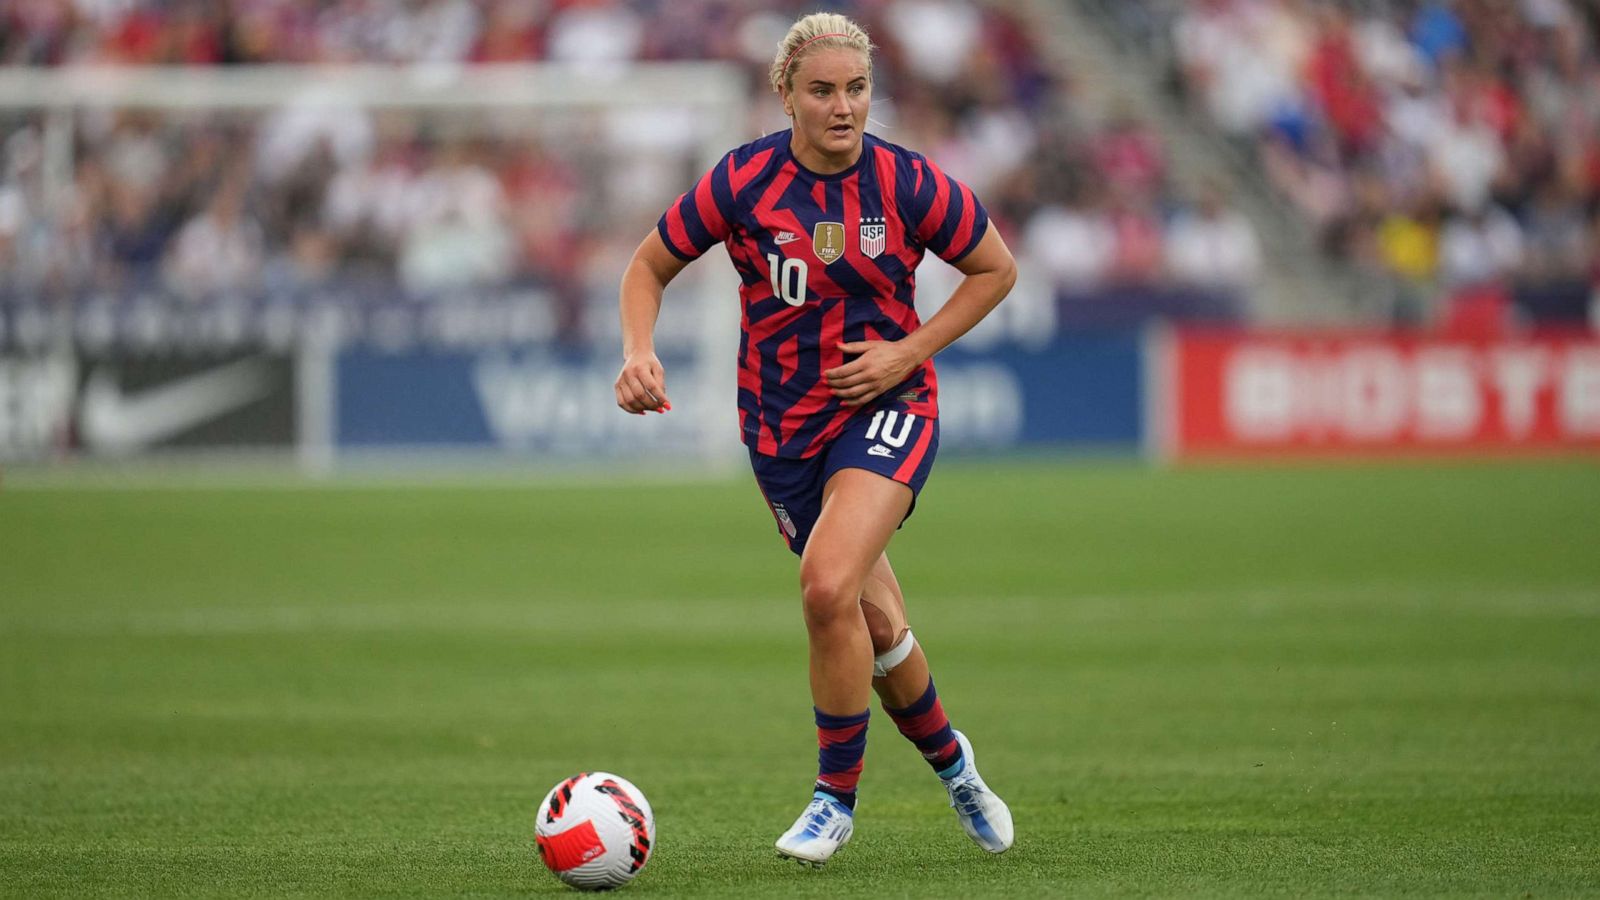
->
[859,217,886,259]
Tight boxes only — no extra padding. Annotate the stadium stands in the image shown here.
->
[1096,0,1598,328]
[0,0,1255,329]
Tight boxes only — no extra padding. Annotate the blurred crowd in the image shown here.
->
[1145,0,1600,322]
[0,0,1265,332]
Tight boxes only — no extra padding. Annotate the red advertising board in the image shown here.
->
[1163,331,1600,458]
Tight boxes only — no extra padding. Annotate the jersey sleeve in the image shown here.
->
[656,152,738,262]
[905,153,989,264]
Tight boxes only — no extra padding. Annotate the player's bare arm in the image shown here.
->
[615,231,689,415]
[824,227,1018,407]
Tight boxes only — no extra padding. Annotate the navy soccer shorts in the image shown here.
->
[749,405,939,556]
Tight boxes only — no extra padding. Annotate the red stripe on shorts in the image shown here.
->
[893,416,935,481]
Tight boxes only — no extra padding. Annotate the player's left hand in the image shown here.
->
[825,341,921,407]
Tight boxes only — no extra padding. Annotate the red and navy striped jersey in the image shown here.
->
[656,130,989,458]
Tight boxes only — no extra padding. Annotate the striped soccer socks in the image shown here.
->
[813,708,869,810]
[884,677,964,777]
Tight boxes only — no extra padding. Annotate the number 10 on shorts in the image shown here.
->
[866,410,916,448]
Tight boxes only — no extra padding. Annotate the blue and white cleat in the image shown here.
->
[943,730,1014,853]
[775,792,854,867]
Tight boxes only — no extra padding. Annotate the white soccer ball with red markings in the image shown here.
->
[535,772,655,890]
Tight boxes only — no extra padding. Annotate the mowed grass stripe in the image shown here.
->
[2,460,1597,897]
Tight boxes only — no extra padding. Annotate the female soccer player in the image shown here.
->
[614,12,1016,866]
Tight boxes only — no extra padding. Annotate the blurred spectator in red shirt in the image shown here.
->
[1304,5,1383,157]
[1092,106,1166,200]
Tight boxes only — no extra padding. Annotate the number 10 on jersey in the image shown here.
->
[766,253,808,307]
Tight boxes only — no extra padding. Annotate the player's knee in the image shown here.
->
[798,568,858,631]
[860,599,898,654]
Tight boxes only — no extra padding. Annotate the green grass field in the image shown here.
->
[3,459,1599,898]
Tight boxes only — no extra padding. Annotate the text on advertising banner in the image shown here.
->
[1166,331,1600,457]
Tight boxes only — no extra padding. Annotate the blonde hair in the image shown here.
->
[769,12,874,95]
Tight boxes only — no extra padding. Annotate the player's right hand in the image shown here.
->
[615,352,671,415]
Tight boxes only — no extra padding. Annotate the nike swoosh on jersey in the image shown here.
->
[79,358,278,455]
[774,231,800,244]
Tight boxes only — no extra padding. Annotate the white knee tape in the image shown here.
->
[873,630,916,678]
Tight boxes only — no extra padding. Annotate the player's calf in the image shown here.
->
[881,669,964,775]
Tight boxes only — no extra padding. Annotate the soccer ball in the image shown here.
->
[535,772,655,890]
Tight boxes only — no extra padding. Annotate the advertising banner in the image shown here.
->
[331,332,1146,457]
[0,350,297,462]
[936,331,1144,451]
[1165,331,1600,458]
[333,346,716,456]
